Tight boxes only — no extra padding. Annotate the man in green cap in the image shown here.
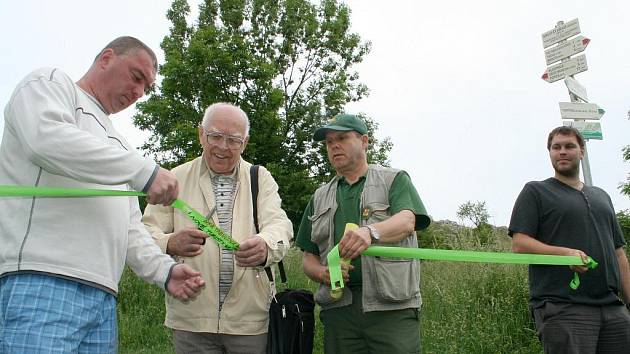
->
[296,113,431,353]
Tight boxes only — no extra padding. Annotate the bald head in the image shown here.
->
[201,103,250,136]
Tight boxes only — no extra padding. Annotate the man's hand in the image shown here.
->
[235,235,268,267]
[566,248,590,273]
[146,167,179,206]
[166,264,205,301]
[338,227,371,260]
[166,228,207,257]
[317,262,353,285]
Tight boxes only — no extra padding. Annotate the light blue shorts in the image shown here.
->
[0,273,117,353]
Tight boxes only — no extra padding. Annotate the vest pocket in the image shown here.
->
[372,257,420,302]
[309,207,332,245]
[364,202,390,223]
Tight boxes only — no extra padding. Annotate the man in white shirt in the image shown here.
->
[0,36,205,353]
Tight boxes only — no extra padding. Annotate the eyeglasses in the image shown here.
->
[205,130,245,150]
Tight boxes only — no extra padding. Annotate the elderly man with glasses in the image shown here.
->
[142,102,293,354]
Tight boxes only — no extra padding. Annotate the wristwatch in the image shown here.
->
[365,224,380,243]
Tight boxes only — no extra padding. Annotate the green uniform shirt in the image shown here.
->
[296,171,430,286]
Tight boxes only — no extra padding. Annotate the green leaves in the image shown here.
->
[620,145,630,198]
[134,0,392,231]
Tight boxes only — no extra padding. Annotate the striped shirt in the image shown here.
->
[209,169,238,307]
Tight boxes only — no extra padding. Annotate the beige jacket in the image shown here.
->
[142,156,292,334]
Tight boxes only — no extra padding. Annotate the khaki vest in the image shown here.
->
[309,164,421,312]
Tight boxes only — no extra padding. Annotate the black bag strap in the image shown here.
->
[250,165,287,284]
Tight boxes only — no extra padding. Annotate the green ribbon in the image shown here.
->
[170,199,239,250]
[0,185,240,250]
[327,245,598,291]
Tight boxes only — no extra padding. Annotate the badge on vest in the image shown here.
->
[361,206,372,220]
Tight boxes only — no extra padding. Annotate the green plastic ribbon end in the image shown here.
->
[585,257,598,270]
[327,245,344,291]
[569,272,580,290]
[569,257,598,290]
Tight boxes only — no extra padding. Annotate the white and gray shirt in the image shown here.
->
[209,168,238,307]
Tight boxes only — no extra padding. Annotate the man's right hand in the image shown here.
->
[318,262,353,285]
[167,228,207,257]
[567,249,590,273]
[146,167,179,206]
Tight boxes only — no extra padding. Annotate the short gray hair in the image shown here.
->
[201,102,250,136]
[95,36,158,71]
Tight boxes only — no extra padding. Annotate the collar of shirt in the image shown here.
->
[338,174,366,187]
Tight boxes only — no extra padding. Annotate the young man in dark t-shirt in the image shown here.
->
[509,126,630,353]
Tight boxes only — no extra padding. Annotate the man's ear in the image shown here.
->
[198,126,205,145]
[97,48,115,69]
[241,136,249,153]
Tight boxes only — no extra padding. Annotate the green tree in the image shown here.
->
[618,209,630,259]
[134,0,392,229]
[617,210,630,239]
[620,145,630,197]
[457,200,493,246]
[457,201,490,228]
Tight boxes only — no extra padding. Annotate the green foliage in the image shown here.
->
[617,209,630,259]
[117,267,172,354]
[421,262,540,353]
[417,221,458,250]
[618,209,630,239]
[456,201,495,246]
[620,145,630,197]
[457,201,490,228]
[134,0,391,231]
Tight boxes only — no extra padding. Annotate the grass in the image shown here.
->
[117,245,542,353]
[117,267,173,354]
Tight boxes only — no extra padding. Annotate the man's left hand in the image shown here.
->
[235,236,268,267]
[166,264,206,301]
[339,227,371,260]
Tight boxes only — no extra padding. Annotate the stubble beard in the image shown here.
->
[554,160,580,179]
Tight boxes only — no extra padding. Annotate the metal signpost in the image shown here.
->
[541,54,588,83]
[558,102,605,120]
[544,36,590,66]
[541,19,603,186]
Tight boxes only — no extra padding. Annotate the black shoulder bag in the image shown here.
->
[249,165,315,354]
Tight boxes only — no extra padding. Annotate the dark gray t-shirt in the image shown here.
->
[509,178,626,308]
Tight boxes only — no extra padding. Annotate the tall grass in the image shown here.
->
[421,262,540,353]
[118,244,542,353]
[117,267,172,354]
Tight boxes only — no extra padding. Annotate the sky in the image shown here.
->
[1,0,628,227]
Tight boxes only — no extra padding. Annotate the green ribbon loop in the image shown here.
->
[171,199,239,250]
[0,185,240,250]
[327,245,598,291]
[570,272,581,290]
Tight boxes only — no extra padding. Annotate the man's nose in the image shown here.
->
[131,84,144,100]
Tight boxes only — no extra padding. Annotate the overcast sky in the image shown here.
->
[1,0,628,226]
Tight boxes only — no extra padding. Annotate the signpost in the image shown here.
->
[544,36,590,65]
[558,102,604,120]
[540,19,602,186]
[541,54,588,83]
[542,18,581,48]
[563,121,603,140]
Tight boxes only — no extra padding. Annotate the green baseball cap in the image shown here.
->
[313,114,368,141]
